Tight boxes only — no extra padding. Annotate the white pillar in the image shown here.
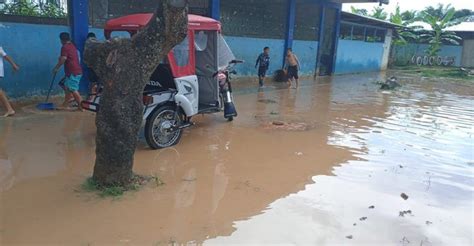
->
[381,29,392,70]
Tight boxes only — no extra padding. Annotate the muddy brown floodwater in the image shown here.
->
[1,73,473,245]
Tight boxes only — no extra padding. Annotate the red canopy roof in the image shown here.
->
[104,13,221,35]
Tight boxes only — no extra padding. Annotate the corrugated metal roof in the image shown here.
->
[447,22,474,32]
[408,21,474,33]
[341,11,401,29]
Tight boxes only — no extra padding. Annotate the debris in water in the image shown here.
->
[346,235,353,239]
[272,121,285,126]
[378,76,401,90]
[399,210,412,217]
[258,99,278,104]
[368,205,375,209]
[265,121,315,131]
[425,221,433,225]
[401,193,409,200]
[359,217,367,221]
[399,165,404,168]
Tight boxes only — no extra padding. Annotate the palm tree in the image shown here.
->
[422,4,451,19]
[371,6,388,20]
[453,9,474,20]
[419,7,462,57]
[350,6,387,20]
[350,6,368,16]
[401,10,417,22]
[390,4,420,45]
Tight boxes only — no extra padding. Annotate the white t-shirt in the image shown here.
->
[0,47,6,78]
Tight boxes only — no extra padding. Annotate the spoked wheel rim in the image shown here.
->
[152,109,181,147]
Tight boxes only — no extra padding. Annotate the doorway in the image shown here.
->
[316,7,338,76]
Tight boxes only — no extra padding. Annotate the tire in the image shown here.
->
[436,56,443,66]
[416,56,423,66]
[423,56,429,66]
[442,56,450,66]
[145,105,183,150]
[429,56,435,66]
[227,116,234,122]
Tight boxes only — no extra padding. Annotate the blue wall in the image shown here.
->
[1,22,325,99]
[225,36,285,77]
[394,43,463,66]
[293,40,318,75]
[225,36,318,77]
[334,39,384,74]
[0,22,68,99]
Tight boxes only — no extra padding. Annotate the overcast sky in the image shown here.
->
[342,0,472,14]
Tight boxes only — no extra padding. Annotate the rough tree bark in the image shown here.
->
[83,0,189,187]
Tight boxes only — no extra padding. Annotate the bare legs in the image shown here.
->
[62,92,73,107]
[61,91,83,111]
[287,78,299,88]
[0,89,15,117]
[71,91,83,111]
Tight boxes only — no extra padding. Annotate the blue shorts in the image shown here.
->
[64,74,82,92]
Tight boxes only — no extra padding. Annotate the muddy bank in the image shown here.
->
[1,73,473,245]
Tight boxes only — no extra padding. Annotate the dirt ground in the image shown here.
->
[1,72,473,245]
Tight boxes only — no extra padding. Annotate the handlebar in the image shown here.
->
[209,59,244,78]
[230,59,244,64]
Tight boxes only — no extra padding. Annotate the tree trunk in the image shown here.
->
[83,0,189,187]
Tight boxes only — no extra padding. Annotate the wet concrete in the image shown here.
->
[1,73,473,245]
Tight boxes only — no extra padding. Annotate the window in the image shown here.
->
[374,29,386,43]
[352,26,365,41]
[365,28,376,42]
[194,31,208,51]
[221,0,287,39]
[294,3,321,41]
[172,37,189,67]
[339,23,352,40]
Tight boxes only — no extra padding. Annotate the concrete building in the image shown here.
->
[0,0,388,98]
[336,12,397,74]
[448,22,474,68]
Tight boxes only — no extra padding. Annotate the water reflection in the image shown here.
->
[1,74,473,245]
[207,75,474,245]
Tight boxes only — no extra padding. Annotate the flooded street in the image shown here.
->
[1,73,473,245]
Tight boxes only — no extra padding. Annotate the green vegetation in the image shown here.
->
[394,66,474,81]
[0,0,66,18]
[80,175,164,198]
[353,3,472,59]
[419,5,462,57]
[351,6,388,20]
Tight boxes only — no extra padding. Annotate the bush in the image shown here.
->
[0,0,66,18]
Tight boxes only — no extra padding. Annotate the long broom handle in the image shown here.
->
[45,72,57,103]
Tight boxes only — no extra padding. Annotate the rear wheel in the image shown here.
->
[145,105,183,149]
[226,116,234,122]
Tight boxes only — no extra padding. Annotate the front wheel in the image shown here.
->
[145,105,183,150]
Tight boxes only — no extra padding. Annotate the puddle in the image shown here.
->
[1,73,473,245]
